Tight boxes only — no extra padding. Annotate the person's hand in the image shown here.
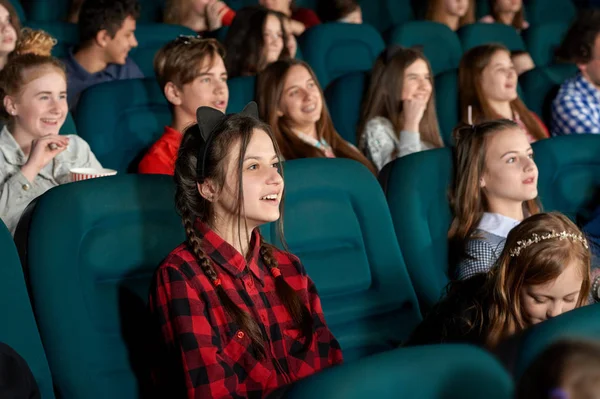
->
[206,1,229,31]
[402,98,428,132]
[21,135,69,182]
[288,19,306,36]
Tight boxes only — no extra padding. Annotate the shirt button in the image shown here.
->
[237,331,245,339]
[22,183,30,191]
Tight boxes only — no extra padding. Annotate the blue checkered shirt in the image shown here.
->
[551,73,600,136]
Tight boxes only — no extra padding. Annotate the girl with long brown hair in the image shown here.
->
[148,103,342,399]
[448,119,540,280]
[425,0,475,31]
[408,212,591,349]
[480,0,529,31]
[358,46,444,172]
[459,43,547,142]
[0,0,20,70]
[0,29,102,235]
[224,6,291,78]
[257,58,377,174]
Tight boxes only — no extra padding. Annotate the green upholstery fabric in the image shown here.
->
[138,0,165,23]
[434,69,459,146]
[23,0,69,22]
[458,23,526,52]
[59,112,78,135]
[297,22,384,89]
[24,0,163,22]
[261,158,422,360]
[8,0,25,21]
[533,135,600,223]
[526,0,576,26]
[0,221,54,398]
[227,75,256,114]
[25,21,77,58]
[359,0,414,34]
[324,71,368,145]
[21,174,184,399]
[382,148,453,312]
[520,64,577,123]
[523,22,570,67]
[295,0,317,9]
[475,0,490,19]
[388,21,463,76]
[130,24,196,77]
[285,344,513,398]
[514,304,600,378]
[75,77,170,173]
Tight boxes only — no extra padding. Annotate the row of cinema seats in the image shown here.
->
[50,20,577,170]
[63,65,557,175]
[20,0,579,34]
[3,133,600,397]
[28,15,563,81]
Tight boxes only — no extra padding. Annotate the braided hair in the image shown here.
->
[174,114,313,356]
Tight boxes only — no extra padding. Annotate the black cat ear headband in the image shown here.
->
[195,101,259,181]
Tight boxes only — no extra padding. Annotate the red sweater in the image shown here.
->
[292,8,321,29]
[138,126,182,175]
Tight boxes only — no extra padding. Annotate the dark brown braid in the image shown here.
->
[259,237,314,352]
[175,122,269,358]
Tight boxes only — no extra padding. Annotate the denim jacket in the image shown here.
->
[0,126,101,234]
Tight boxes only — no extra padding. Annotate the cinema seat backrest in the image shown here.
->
[262,158,422,360]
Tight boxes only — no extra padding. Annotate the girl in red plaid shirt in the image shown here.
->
[149,102,343,398]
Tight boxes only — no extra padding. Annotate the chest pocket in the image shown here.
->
[221,329,275,387]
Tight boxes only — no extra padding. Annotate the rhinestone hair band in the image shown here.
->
[509,231,589,257]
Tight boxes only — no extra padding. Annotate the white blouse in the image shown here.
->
[359,116,435,171]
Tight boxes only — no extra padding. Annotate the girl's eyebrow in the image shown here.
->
[243,154,279,161]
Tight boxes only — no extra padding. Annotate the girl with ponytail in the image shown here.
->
[0,28,102,235]
[148,102,342,399]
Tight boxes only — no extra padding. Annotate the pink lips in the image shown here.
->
[523,177,535,184]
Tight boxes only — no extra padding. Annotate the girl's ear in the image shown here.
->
[197,180,219,202]
[3,95,16,116]
[480,176,486,188]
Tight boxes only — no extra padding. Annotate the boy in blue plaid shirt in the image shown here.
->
[551,11,600,136]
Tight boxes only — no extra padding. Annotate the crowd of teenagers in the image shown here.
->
[2,0,600,398]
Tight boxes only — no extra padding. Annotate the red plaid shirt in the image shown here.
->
[149,220,343,398]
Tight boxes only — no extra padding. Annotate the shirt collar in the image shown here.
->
[194,219,265,284]
[477,212,520,238]
[163,126,183,147]
[66,48,119,80]
[575,72,600,101]
[0,125,27,165]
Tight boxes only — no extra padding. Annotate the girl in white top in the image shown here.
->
[425,0,475,32]
[358,46,444,171]
[480,0,529,31]
[0,29,101,234]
